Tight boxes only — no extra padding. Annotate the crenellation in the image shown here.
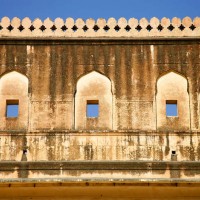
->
[43,18,54,30]
[0,17,200,38]
[182,16,193,27]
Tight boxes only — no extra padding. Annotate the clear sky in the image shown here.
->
[1,0,199,20]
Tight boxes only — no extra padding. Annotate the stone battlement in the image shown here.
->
[0,16,200,39]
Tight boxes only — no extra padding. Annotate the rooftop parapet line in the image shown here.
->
[0,17,200,39]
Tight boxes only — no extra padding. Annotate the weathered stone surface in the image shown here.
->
[0,17,200,199]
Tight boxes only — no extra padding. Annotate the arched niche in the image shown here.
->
[75,71,113,129]
[156,71,190,131]
[0,71,29,130]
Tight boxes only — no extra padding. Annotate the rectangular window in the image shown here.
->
[87,100,99,118]
[6,100,19,118]
[166,100,178,117]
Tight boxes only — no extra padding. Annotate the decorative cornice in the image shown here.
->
[0,17,200,39]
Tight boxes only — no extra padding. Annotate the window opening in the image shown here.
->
[87,100,99,118]
[23,149,27,155]
[166,100,177,117]
[172,150,176,155]
[6,100,19,118]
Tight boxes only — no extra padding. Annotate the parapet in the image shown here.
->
[0,17,200,39]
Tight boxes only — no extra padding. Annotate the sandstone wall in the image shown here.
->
[0,39,199,163]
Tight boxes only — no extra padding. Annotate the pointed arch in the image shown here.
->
[76,71,112,95]
[0,71,29,130]
[0,71,28,95]
[75,71,113,129]
[0,70,28,79]
[156,71,190,130]
[75,70,114,95]
[155,70,189,95]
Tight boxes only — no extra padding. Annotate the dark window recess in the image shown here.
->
[157,24,163,31]
[72,25,78,32]
[23,149,27,155]
[172,150,176,155]
[146,25,153,31]
[18,25,24,32]
[166,100,178,117]
[87,100,99,118]
[40,25,46,32]
[93,25,99,32]
[167,24,175,31]
[125,25,131,32]
[6,100,19,118]
[29,25,35,31]
[61,25,68,31]
[135,25,142,31]
[189,24,196,31]
[82,25,88,32]
[51,25,57,31]
[114,25,121,32]
[7,25,14,31]
[179,24,185,31]
[103,25,110,32]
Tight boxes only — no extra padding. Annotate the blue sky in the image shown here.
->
[0,0,199,20]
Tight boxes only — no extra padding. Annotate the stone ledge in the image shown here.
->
[0,160,200,170]
[0,130,199,136]
[0,161,200,183]
[1,178,200,186]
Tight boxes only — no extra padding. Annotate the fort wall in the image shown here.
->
[0,17,200,199]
